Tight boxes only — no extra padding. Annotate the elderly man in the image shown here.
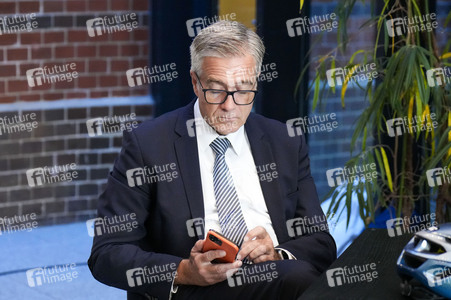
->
[88,20,336,300]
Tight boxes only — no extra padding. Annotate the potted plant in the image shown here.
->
[297,0,450,225]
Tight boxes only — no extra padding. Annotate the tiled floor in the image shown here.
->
[0,222,125,299]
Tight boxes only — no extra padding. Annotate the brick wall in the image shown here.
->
[0,0,149,103]
[0,100,152,225]
[0,0,151,226]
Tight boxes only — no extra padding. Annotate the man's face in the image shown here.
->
[190,55,257,135]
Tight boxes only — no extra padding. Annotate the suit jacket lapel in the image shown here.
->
[174,102,205,223]
[245,115,289,242]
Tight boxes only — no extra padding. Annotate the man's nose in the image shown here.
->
[220,94,236,110]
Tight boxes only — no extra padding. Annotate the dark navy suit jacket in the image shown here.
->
[88,101,337,299]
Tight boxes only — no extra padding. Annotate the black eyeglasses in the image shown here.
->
[195,73,257,105]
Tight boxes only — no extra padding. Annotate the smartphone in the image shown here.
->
[202,230,239,263]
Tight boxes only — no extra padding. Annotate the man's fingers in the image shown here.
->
[203,249,226,262]
[243,226,267,242]
[247,244,270,261]
[193,239,205,252]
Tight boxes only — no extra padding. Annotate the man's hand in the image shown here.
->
[174,239,242,286]
[237,226,281,263]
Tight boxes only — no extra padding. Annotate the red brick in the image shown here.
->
[112,89,130,97]
[43,93,64,101]
[111,60,129,72]
[0,50,3,61]
[110,31,130,41]
[121,45,139,56]
[19,1,39,13]
[0,81,5,94]
[90,90,108,98]
[89,60,107,72]
[111,0,129,10]
[54,78,76,89]
[133,1,149,11]
[21,94,41,101]
[99,75,117,87]
[20,63,39,75]
[71,61,85,72]
[118,75,129,86]
[31,47,52,59]
[0,34,18,46]
[44,1,65,12]
[133,29,148,41]
[132,59,148,68]
[88,0,108,11]
[0,65,16,77]
[8,79,29,93]
[89,31,109,42]
[44,32,65,43]
[78,76,97,88]
[66,91,87,98]
[99,45,118,56]
[131,88,148,96]
[67,0,87,11]
[0,2,16,14]
[68,30,88,42]
[21,32,41,44]
[55,46,75,58]
[77,45,96,57]
[7,48,28,60]
[0,95,17,103]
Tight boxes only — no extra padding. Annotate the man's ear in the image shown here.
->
[190,70,200,98]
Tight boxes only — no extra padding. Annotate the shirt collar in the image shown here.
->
[194,99,245,156]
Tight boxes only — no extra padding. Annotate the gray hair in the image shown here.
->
[190,21,265,75]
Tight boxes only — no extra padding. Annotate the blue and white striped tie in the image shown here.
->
[210,137,248,247]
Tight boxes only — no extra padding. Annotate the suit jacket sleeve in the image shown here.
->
[276,133,337,272]
[88,129,182,300]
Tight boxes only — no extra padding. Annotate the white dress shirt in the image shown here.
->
[193,100,279,246]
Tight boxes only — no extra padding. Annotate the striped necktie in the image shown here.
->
[210,137,248,247]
